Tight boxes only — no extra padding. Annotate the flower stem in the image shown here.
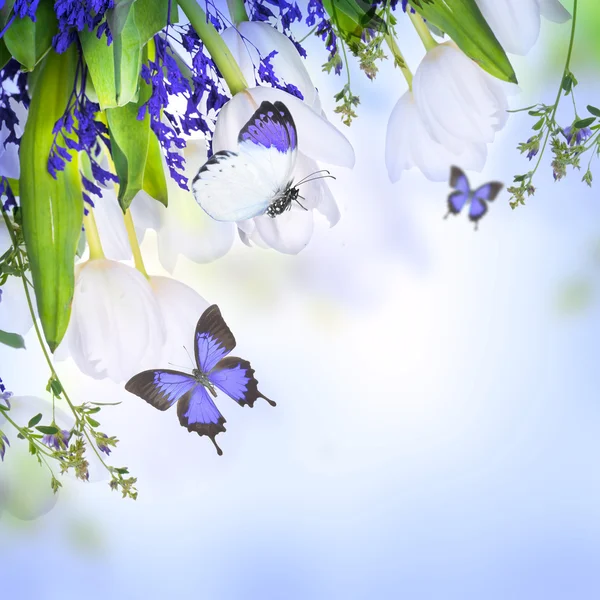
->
[123,210,148,279]
[528,0,578,182]
[384,35,413,89]
[176,0,249,95]
[409,11,438,51]
[226,0,249,26]
[82,208,105,260]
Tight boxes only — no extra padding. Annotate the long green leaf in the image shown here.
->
[0,329,25,349]
[79,8,142,109]
[3,0,57,71]
[408,0,517,83]
[134,0,179,43]
[0,39,10,69]
[106,70,152,210]
[19,46,83,352]
[143,132,168,207]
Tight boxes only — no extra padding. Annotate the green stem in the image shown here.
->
[226,0,249,26]
[384,34,413,89]
[528,0,578,183]
[176,0,249,95]
[0,207,114,479]
[124,209,149,279]
[409,11,438,51]
[82,208,105,260]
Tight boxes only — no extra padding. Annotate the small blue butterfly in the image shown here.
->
[125,305,275,455]
[445,166,503,230]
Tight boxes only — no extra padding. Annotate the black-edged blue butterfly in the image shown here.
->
[446,166,503,229]
[125,304,275,455]
[192,100,313,222]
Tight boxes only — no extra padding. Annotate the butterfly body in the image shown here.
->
[125,305,275,455]
[446,166,503,229]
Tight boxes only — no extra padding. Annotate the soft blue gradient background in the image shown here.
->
[2,5,600,598]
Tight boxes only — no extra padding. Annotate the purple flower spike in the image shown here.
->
[0,432,9,461]
[97,434,112,456]
[42,428,72,451]
[561,125,593,147]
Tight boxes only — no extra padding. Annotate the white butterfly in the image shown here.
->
[192,101,320,222]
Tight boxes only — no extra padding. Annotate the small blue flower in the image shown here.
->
[0,377,12,410]
[526,137,539,160]
[52,0,114,53]
[561,125,592,147]
[96,433,112,455]
[42,428,72,451]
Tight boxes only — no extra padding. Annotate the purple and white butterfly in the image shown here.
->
[446,166,503,229]
[192,100,324,222]
[125,304,275,455]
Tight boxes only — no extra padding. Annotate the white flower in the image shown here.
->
[386,90,486,182]
[149,275,209,366]
[412,42,510,158]
[0,221,34,336]
[221,21,320,111]
[92,188,160,261]
[475,0,570,56]
[211,86,353,254]
[156,139,235,273]
[216,22,354,254]
[57,259,165,382]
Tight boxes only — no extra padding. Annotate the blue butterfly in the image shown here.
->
[125,304,275,455]
[192,100,309,222]
[446,166,503,229]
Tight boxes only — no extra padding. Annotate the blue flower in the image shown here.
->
[42,428,72,451]
[306,0,341,74]
[0,377,11,410]
[52,0,114,53]
[0,59,29,150]
[0,177,17,211]
[96,433,112,455]
[561,125,592,147]
[526,137,539,160]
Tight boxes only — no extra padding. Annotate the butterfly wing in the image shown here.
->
[192,101,298,222]
[469,181,503,224]
[125,369,197,411]
[195,304,237,373]
[177,385,226,455]
[209,356,276,408]
[447,166,471,215]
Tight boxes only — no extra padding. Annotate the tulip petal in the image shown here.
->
[475,0,541,56]
[538,0,571,23]
[254,206,314,255]
[214,87,355,168]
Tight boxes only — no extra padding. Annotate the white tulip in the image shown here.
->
[149,275,209,366]
[156,139,235,273]
[221,21,320,110]
[412,42,509,157]
[475,0,570,55]
[386,90,487,182]
[92,188,160,261]
[211,86,354,254]
[58,259,165,382]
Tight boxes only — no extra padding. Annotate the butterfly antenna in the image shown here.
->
[168,362,192,371]
[294,169,331,186]
[183,346,195,368]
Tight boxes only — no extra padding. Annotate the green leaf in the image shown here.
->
[0,329,25,349]
[587,105,600,118]
[0,39,11,70]
[3,0,58,71]
[408,0,517,83]
[0,0,15,28]
[134,0,178,44]
[106,70,152,210]
[28,413,42,428]
[142,132,168,206]
[79,7,142,109]
[86,417,101,428]
[19,46,83,352]
[323,0,386,35]
[106,0,137,39]
[532,118,545,131]
[36,425,59,435]
[574,117,595,129]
